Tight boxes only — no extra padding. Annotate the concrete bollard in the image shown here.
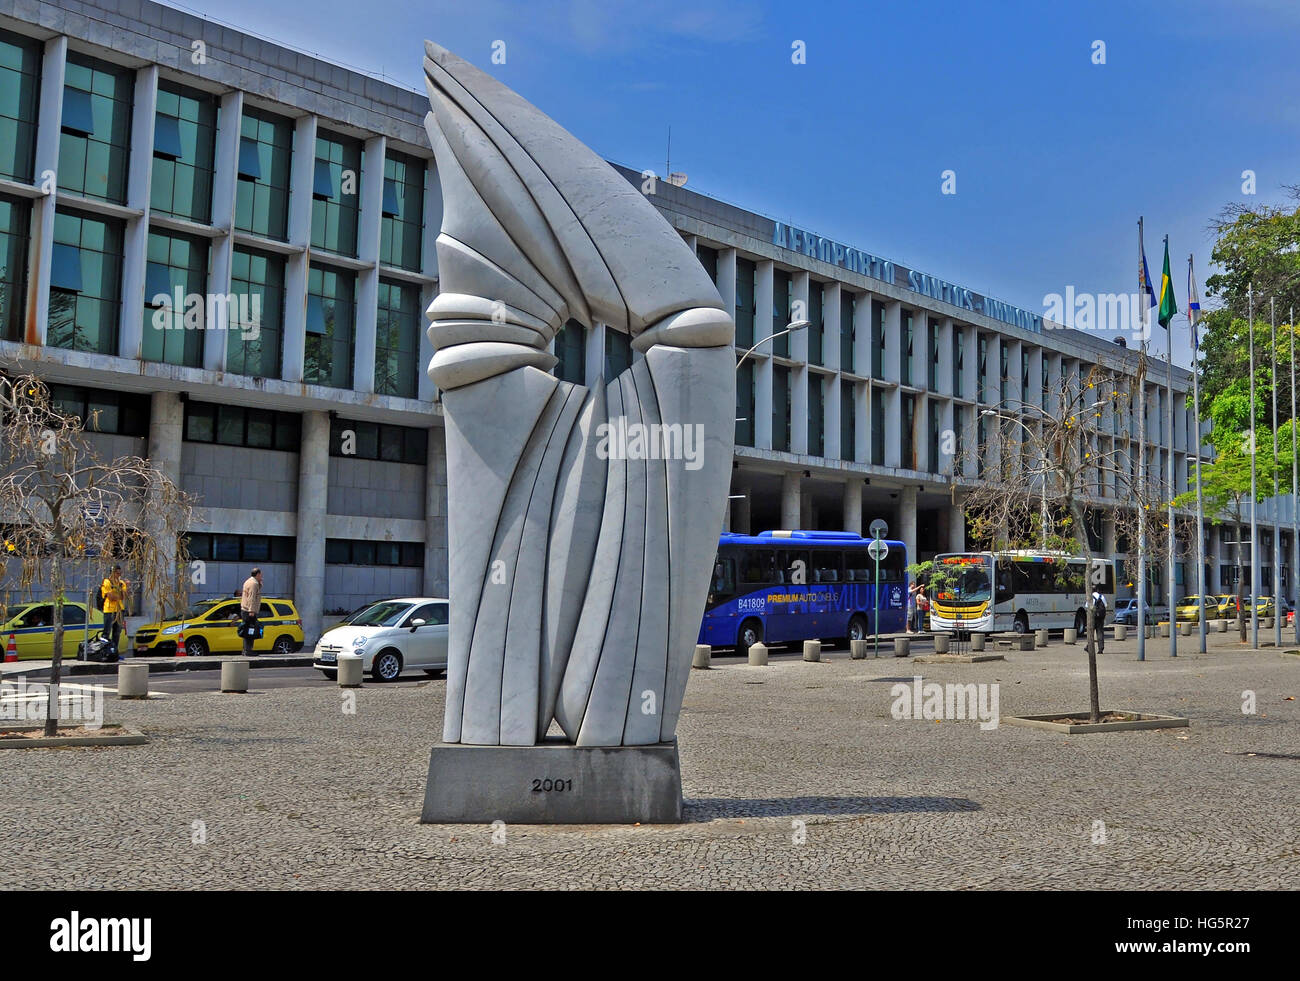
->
[747,642,768,666]
[337,652,363,688]
[1263,616,1275,630]
[802,640,821,662]
[1114,624,1127,641]
[934,633,950,653]
[1063,627,1077,644]
[971,633,986,651]
[1215,618,1227,633]
[1159,623,1170,638]
[1016,634,1036,651]
[220,658,249,693]
[692,645,711,669]
[117,662,148,699]
[850,639,869,660]
[893,637,911,658]
[1178,621,1192,636]
[1035,628,1049,648]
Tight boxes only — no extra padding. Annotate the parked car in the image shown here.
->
[312,597,449,682]
[132,597,304,656]
[0,600,104,659]
[1112,598,1169,626]
[1174,595,1217,622]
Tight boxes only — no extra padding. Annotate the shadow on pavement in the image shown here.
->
[682,795,981,822]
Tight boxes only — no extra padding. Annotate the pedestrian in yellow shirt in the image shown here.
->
[101,565,129,656]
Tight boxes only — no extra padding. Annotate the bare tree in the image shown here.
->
[0,373,195,735]
[953,358,1168,722]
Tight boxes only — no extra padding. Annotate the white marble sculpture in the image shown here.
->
[422,41,735,747]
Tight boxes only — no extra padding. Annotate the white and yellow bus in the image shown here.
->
[927,550,1116,635]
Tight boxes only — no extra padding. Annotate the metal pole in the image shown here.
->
[1165,235,1177,657]
[1250,286,1259,649]
[1292,305,1298,645]
[1137,218,1147,661]
[1273,298,1282,647]
[1191,255,1207,654]
[873,530,881,658]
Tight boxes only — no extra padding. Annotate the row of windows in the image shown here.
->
[328,417,427,463]
[186,532,295,563]
[47,383,150,437]
[723,546,906,588]
[183,400,302,451]
[325,538,423,567]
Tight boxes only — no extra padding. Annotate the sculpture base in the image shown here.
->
[420,739,683,824]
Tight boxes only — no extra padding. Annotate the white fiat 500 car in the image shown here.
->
[313,597,449,681]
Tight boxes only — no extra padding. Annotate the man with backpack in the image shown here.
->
[99,565,130,656]
[240,567,263,656]
[1091,588,1108,654]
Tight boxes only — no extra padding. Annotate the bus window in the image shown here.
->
[739,550,769,584]
[780,549,810,585]
[812,551,842,583]
[845,551,870,583]
[712,557,736,597]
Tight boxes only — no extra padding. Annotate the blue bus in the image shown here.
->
[698,530,909,650]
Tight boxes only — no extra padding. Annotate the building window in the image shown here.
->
[0,28,41,183]
[187,532,294,563]
[977,413,987,478]
[604,326,631,378]
[227,247,284,379]
[999,340,1009,402]
[807,282,823,366]
[900,311,913,386]
[808,374,824,456]
[1021,348,1030,399]
[0,195,29,342]
[183,400,301,450]
[48,384,149,437]
[953,328,963,398]
[380,150,424,272]
[305,265,356,389]
[328,417,427,463]
[151,80,216,222]
[840,382,855,462]
[772,269,791,357]
[142,230,207,367]
[928,319,940,391]
[870,387,885,466]
[902,394,916,469]
[840,291,854,373]
[554,319,584,384]
[696,244,718,285]
[48,208,123,355]
[235,107,292,241]
[1041,356,1049,406]
[374,279,420,398]
[325,538,422,567]
[872,300,885,380]
[773,364,790,452]
[311,130,362,257]
[977,333,988,403]
[928,401,942,473]
[58,52,133,204]
[736,358,754,448]
[735,257,755,348]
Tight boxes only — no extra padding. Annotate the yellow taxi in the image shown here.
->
[1174,595,1216,622]
[1214,594,1275,619]
[0,600,105,660]
[1214,594,1239,618]
[132,597,304,657]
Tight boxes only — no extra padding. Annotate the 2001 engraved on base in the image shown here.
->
[417,40,734,823]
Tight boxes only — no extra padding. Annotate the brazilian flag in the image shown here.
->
[1158,238,1178,328]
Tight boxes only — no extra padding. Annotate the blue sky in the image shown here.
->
[185,0,1299,367]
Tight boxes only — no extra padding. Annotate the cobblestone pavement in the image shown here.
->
[2,637,1297,890]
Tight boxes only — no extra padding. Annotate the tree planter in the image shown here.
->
[0,724,147,749]
[1001,712,1188,734]
[914,653,1005,664]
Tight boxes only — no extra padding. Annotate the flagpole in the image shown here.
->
[1249,285,1258,650]
[1292,304,1298,646]
[1190,255,1207,654]
[1136,217,1148,661]
[1164,235,1177,658]
[1272,298,1282,647]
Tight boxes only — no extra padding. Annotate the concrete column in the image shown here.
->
[281,114,319,383]
[734,477,752,536]
[790,272,809,455]
[781,471,801,530]
[206,89,242,373]
[884,388,901,468]
[939,399,955,477]
[800,491,813,529]
[901,485,918,565]
[823,283,841,460]
[854,380,869,464]
[424,424,448,597]
[852,291,872,379]
[754,261,774,450]
[959,324,977,401]
[843,478,862,536]
[120,64,157,362]
[144,392,183,623]
[936,318,954,396]
[352,134,386,395]
[1027,346,1044,412]
[948,497,965,552]
[883,301,901,384]
[26,35,67,347]
[295,411,329,644]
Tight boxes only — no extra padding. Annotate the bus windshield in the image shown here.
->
[933,554,993,604]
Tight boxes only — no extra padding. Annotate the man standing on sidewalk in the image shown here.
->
[240,567,263,656]
[100,564,130,657]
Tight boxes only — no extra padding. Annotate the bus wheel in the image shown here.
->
[1074,609,1087,634]
[847,615,869,643]
[1012,612,1029,634]
[737,619,763,652]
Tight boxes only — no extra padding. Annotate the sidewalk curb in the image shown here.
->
[9,655,315,679]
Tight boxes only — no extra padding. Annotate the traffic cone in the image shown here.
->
[175,625,186,657]
[4,633,16,662]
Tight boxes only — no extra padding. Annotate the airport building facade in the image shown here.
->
[0,0,1290,642]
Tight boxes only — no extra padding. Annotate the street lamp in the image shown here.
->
[736,320,810,371]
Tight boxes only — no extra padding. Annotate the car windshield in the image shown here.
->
[176,600,221,621]
[1179,597,1203,606]
[350,602,413,627]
